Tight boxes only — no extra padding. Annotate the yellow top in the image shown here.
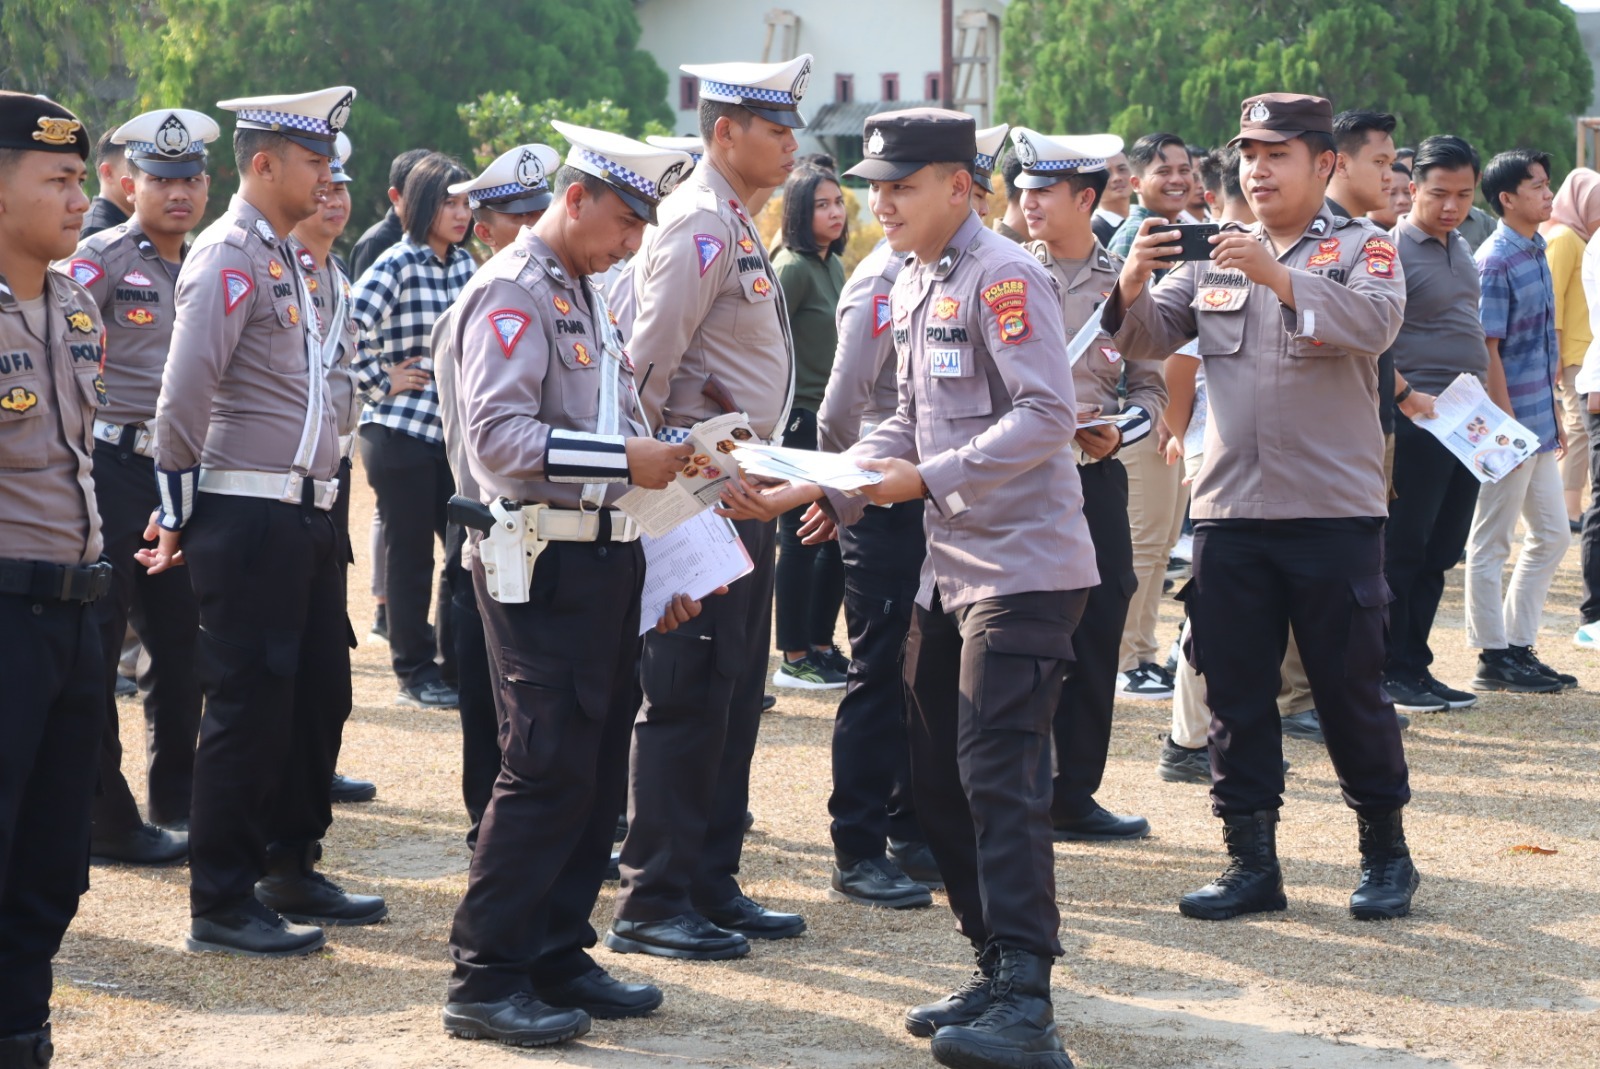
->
[1544,224,1591,368]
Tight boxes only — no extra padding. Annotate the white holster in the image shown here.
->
[478,499,548,605]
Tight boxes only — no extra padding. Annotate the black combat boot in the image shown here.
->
[1349,809,1420,920]
[1178,810,1287,920]
[906,944,997,1037]
[929,946,1074,1069]
[255,841,387,925]
[0,1026,52,1068]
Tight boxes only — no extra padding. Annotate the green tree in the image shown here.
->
[999,0,1592,176]
[0,0,148,142]
[458,93,671,169]
[132,0,670,236]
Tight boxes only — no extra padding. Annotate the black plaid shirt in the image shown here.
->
[350,236,475,444]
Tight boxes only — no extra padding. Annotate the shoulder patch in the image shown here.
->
[872,293,891,337]
[253,218,277,243]
[221,268,253,314]
[488,309,530,358]
[68,259,103,288]
[1363,237,1398,278]
[981,278,1031,345]
[695,233,724,276]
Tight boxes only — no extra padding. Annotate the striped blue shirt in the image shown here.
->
[1476,221,1559,453]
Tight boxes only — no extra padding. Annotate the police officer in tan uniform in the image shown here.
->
[289,132,376,807]
[729,108,1097,1069]
[0,91,112,1069]
[1109,93,1417,922]
[67,108,217,865]
[432,142,561,840]
[146,86,386,958]
[438,125,701,1047]
[1011,128,1164,843]
[608,55,811,960]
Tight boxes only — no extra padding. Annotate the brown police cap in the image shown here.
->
[844,108,977,182]
[1228,93,1333,147]
[0,92,88,160]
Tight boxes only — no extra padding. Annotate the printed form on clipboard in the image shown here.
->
[638,511,753,635]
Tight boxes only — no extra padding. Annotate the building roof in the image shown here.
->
[806,100,938,138]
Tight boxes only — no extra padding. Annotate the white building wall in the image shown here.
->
[634,0,1008,147]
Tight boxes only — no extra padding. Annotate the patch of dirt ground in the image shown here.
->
[53,477,1600,1068]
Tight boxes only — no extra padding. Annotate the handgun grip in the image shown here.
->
[447,495,495,533]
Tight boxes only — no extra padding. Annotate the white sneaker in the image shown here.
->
[1117,663,1175,700]
[1574,621,1600,649]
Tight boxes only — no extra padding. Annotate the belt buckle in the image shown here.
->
[317,479,340,510]
[59,562,111,602]
[97,420,122,444]
[133,426,154,456]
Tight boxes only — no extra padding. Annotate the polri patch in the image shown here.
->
[695,233,724,276]
[737,236,755,254]
[221,269,252,314]
[68,259,103,288]
[872,294,891,337]
[66,311,95,334]
[933,296,960,320]
[752,276,771,296]
[1306,238,1340,268]
[124,308,156,326]
[981,278,1031,345]
[1,385,38,412]
[553,295,571,315]
[488,309,529,357]
[929,348,964,377]
[574,342,592,366]
[268,259,284,280]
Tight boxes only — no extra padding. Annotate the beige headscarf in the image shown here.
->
[1544,167,1600,241]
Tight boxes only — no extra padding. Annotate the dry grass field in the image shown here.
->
[51,475,1600,1068]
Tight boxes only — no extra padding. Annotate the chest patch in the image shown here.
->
[1306,238,1341,268]
[1196,268,1250,312]
[933,296,960,320]
[751,276,772,297]
[929,348,964,377]
[124,308,156,327]
[573,342,592,366]
[123,269,153,287]
[1,385,38,412]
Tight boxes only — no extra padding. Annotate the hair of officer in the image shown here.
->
[400,152,471,245]
[95,126,124,167]
[233,128,288,174]
[1197,146,1244,202]
[779,165,848,256]
[0,147,24,176]
[1292,130,1338,164]
[1000,149,1024,198]
[389,147,432,196]
[1059,167,1110,211]
[1127,132,1188,176]
[1482,149,1553,217]
[697,99,756,142]
[550,164,612,204]
[1331,110,1397,157]
[1412,136,1481,182]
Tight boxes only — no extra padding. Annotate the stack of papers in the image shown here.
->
[638,511,753,635]
[730,444,884,492]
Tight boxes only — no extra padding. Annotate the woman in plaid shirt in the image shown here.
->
[351,152,476,708]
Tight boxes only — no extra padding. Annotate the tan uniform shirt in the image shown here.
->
[1108,207,1406,520]
[156,196,338,488]
[630,159,795,440]
[443,230,644,508]
[0,272,106,564]
[63,223,181,427]
[829,211,1101,610]
[818,239,904,453]
[1029,240,1166,448]
[292,242,361,437]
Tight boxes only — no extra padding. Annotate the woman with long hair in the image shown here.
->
[770,165,850,689]
[350,152,475,708]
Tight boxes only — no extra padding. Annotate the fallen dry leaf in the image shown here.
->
[1509,844,1559,855]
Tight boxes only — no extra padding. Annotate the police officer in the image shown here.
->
[728,107,1096,1069]
[1109,93,1417,921]
[607,54,812,960]
[289,133,376,807]
[438,125,699,1046]
[67,108,217,865]
[432,141,559,841]
[1011,128,1162,842]
[814,128,1015,909]
[0,91,112,1069]
[146,86,386,957]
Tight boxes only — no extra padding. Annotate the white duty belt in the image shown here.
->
[93,419,154,458]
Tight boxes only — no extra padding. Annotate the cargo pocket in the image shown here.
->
[1345,574,1393,681]
[1173,579,1202,675]
[0,376,47,470]
[498,645,583,778]
[640,615,723,712]
[978,622,1073,733]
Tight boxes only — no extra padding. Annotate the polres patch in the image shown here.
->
[695,233,724,276]
[488,309,530,357]
[981,278,1031,345]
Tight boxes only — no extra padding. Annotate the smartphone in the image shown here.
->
[1158,222,1220,262]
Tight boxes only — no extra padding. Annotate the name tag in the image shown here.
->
[929,348,963,378]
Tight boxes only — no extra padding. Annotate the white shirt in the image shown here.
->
[1576,229,1600,394]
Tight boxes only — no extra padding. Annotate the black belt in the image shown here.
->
[0,558,113,602]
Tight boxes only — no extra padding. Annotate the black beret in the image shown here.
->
[0,91,89,160]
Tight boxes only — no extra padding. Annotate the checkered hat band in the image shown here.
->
[476,180,542,202]
[580,149,656,200]
[1029,157,1105,173]
[699,79,796,107]
[236,109,333,137]
[126,140,206,157]
[975,151,996,171]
